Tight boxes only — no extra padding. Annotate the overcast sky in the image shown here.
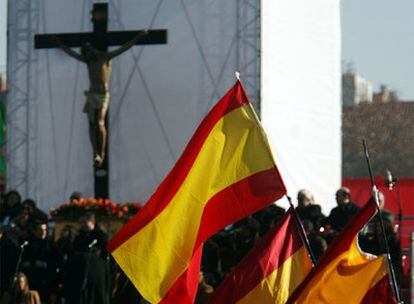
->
[0,0,413,99]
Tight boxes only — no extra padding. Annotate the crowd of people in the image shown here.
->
[1,191,112,304]
[0,187,403,304]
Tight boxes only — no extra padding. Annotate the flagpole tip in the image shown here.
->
[286,195,294,208]
[235,71,240,81]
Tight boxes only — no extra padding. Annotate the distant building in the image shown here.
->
[343,101,414,178]
[342,73,373,107]
[0,75,6,93]
[373,85,399,103]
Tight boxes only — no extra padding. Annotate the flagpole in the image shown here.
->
[236,72,315,265]
[286,195,317,265]
[362,140,402,303]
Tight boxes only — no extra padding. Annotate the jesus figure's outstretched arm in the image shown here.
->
[106,30,149,59]
[53,36,85,62]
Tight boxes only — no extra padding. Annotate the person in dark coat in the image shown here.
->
[359,191,402,285]
[63,250,109,304]
[72,213,108,259]
[0,224,18,297]
[202,238,222,287]
[233,217,261,263]
[295,189,326,232]
[56,225,74,263]
[64,213,109,304]
[377,191,395,225]
[21,221,60,303]
[5,207,31,244]
[252,204,285,236]
[1,190,22,223]
[21,199,48,226]
[327,187,360,232]
[212,231,237,275]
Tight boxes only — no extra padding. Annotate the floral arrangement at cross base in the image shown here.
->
[50,198,142,221]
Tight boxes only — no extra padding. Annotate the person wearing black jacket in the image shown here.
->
[359,192,402,286]
[64,213,109,304]
[295,189,326,232]
[327,187,360,232]
[72,213,107,259]
[0,224,19,297]
[21,221,60,303]
[0,190,22,222]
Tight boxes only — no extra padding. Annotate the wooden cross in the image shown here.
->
[34,3,167,199]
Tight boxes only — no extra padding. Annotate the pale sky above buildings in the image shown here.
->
[341,0,414,100]
[0,0,413,99]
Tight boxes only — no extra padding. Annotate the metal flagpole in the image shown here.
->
[236,72,317,266]
[286,195,317,266]
[362,140,402,303]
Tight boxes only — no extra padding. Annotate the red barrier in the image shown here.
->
[343,176,414,282]
[343,176,413,216]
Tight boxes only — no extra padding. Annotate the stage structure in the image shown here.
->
[7,0,261,210]
[7,0,340,213]
[6,0,40,198]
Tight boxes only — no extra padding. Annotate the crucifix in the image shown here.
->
[34,3,167,199]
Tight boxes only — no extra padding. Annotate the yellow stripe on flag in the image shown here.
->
[295,237,387,303]
[112,105,275,303]
[236,246,312,304]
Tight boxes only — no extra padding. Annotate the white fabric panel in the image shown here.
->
[261,0,342,213]
[13,0,257,210]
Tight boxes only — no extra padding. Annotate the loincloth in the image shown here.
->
[83,91,110,122]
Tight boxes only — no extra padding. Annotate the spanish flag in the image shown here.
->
[287,198,397,304]
[208,208,312,304]
[108,80,286,303]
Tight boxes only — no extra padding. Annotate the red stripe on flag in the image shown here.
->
[108,82,247,252]
[159,245,204,304]
[360,275,397,304]
[194,166,286,249]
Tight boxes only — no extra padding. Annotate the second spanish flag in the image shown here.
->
[208,208,313,304]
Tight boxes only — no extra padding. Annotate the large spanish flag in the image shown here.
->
[287,198,397,304]
[208,207,312,304]
[108,80,286,303]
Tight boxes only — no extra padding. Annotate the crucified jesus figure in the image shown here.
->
[54,31,147,166]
